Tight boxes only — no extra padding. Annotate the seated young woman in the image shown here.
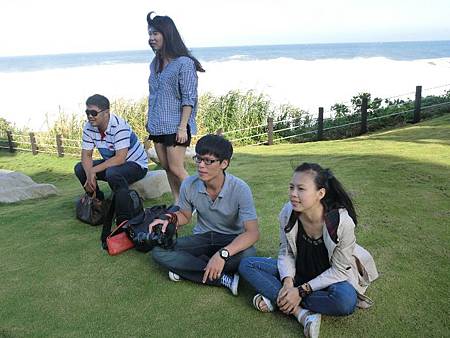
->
[239,162,378,338]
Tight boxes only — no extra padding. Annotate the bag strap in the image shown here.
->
[101,193,116,248]
[83,182,96,199]
[107,220,129,239]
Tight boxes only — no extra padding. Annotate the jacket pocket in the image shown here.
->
[354,255,370,287]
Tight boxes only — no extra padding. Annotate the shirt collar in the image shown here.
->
[196,172,230,198]
[90,113,117,135]
[104,113,117,134]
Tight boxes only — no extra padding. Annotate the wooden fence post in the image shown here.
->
[360,97,368,134]
[267,117,274,145]
[413,85,422,123]
[317,107,324,141]
[56,134,64,157]
[29,132,38,155]
[6,130,14,153]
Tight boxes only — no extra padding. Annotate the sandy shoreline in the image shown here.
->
[0,57,449,131]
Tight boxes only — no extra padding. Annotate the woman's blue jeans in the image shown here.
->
[239,257,357,316]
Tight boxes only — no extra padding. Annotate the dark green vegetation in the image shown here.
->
[0,115,449,337]
[1,90,448,155]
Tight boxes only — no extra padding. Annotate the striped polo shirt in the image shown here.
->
[81,113,148,169]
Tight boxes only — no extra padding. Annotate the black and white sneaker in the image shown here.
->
[220,273,239,296]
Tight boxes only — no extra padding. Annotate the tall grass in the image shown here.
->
[197,90,269,137]
[1,89,449,153]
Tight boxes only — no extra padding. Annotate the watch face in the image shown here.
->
[221,249,229,258]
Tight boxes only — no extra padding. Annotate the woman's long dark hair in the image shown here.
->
[147,12,205,73]
[294,162,357,225]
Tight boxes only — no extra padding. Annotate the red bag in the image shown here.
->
[106,221,134,256]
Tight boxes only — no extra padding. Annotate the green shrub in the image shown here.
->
[2,89,449,155]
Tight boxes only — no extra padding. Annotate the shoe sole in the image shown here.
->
[231,274,239,296]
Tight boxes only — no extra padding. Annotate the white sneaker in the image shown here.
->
[303,313,321,338]
[168,271,181,282]
[220,273,239,296]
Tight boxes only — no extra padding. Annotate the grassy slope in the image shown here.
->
[0,115,449,338]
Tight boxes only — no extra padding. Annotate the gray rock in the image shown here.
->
[0,170,58,203]
[129,170,171,200]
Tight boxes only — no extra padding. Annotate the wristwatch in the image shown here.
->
[297,283,312,298]
[219,248,230,261]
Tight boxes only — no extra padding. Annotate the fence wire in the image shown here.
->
[1,95,449,156]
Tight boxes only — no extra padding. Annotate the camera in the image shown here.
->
[133,221,177,252]
[127,205,179,252]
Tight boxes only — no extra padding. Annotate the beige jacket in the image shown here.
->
[277,203,379,308]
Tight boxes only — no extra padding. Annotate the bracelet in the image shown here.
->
[160,212,178,226]
[297,283,312,298]
[166,212,178,226]
[177,127,187,131]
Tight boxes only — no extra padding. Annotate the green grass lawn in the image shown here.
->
[0,115,449,337]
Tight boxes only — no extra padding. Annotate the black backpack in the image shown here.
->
[100,188,144,249]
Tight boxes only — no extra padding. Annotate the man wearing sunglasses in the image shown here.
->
[150,134,260,296]
[74,94,148,200]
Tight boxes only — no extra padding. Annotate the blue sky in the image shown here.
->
[1,0,449,56]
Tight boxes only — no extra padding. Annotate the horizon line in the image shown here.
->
[1,39,450,59]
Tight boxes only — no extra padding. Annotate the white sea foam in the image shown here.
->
[0,57,449,131]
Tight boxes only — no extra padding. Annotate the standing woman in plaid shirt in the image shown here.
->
[146,12,205,201]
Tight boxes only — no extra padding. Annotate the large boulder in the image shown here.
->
[0,170,58,203]
[129,170,171,200]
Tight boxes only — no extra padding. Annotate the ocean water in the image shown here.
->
[1,41,449,130]
[1,40,450,73]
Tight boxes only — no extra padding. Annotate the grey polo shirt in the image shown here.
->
[177,173,258,235]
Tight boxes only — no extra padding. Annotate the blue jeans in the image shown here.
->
[239,257,357,316]
[152,231,256,286]
[74,160,147,199]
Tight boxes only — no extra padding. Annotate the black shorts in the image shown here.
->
[148,125,191,147]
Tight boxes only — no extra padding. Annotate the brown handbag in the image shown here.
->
[106,221,135,256]
[75,192,106,226]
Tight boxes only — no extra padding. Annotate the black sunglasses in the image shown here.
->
[85,109,107,117]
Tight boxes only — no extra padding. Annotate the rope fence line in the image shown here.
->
[252,130,318,146]
[322,120,361,131]
[62,137,81,143]
[228,131,268,143]
[63,145,83,150]
[422,101,450,109]
[272,116,304,126]
[221,122,268,135]
[1,85,449,156]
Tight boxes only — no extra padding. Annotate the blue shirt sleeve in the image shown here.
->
[177,177,194,213]
[237,183,258,223]
[179,58,198,108]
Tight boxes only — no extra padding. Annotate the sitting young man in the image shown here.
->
[150,134,260,295]
[74,94,148,200]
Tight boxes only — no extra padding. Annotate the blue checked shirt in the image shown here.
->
[147,56,198,136]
